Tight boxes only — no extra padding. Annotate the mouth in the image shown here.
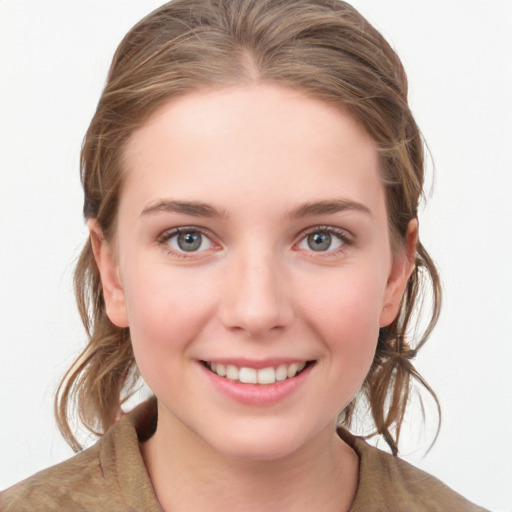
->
[200,360,315,385]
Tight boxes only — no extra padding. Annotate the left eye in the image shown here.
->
[166,229,214,253]
[297,229,345,252]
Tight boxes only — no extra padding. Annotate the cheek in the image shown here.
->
[301,267,386,363]
[121,264,217,368]
[305,266,386,326]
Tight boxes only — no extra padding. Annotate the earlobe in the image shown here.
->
[379,219,418,327]
[87,219,129,328]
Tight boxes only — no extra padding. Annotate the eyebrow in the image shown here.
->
[141,199,228,218]
[286,199,372,219]
[140,198,371,219]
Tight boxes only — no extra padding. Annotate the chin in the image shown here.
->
[201,420,321,463]
[218,438,300,462]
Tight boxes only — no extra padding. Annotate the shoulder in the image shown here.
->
[0,399,160,512]
[337,428,490,512]
[0,439,120,511]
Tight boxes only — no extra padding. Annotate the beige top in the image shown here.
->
[1,398,489,511]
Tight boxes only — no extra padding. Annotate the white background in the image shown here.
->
[0,1,511,510]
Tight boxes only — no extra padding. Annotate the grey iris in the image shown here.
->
[178,231,202,251]
[307,231,331,251]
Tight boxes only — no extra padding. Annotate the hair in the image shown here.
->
[55,0,442,455]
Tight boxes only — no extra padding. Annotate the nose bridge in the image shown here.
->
[219,242,293,337]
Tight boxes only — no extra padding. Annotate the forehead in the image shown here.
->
[120,84,384,217]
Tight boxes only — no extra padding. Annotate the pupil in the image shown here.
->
[178,231,201,252]
[308,232,331,251]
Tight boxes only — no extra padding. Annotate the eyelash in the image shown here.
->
[157,227,216,260]
[297,226,353,256]
[156,225,353,259]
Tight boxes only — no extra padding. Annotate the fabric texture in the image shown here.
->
[1,398,489,511]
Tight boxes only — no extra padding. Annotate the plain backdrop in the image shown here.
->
[0,1,511,510]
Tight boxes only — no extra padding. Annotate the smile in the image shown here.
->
[202,361,312,385]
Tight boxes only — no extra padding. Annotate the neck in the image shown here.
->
[141,406,358,512]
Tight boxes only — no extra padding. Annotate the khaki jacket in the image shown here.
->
[1,399,489,511]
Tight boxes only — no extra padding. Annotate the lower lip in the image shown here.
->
[199,362,314,406]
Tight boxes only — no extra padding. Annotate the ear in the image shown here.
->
[379,219,418,327]
[87,219,129,328]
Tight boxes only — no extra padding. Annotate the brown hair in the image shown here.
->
[56,0,441,455]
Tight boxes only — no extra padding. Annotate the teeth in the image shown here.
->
[290,362,306,377]
[257,367,275,384]
[239,367,257,384]
[287,362,299,378]
[206,361,308,385]
[275,364,288,381]
[226,365,239,381]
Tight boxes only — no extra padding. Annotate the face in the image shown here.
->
[91,84,414,461]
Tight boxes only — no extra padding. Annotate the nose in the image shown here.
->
[218,249,294,338]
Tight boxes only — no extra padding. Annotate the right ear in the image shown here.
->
[87,219,129,328]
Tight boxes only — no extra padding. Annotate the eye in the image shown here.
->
[161,228,214,253]
[297,228,347,252]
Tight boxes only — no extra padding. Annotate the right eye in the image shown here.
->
[159,228,215,254]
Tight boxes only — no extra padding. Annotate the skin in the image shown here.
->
[90,84,417,511]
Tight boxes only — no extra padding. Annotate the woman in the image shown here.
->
[0,1,494,510]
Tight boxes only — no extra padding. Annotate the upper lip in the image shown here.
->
[198,358,313,369]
